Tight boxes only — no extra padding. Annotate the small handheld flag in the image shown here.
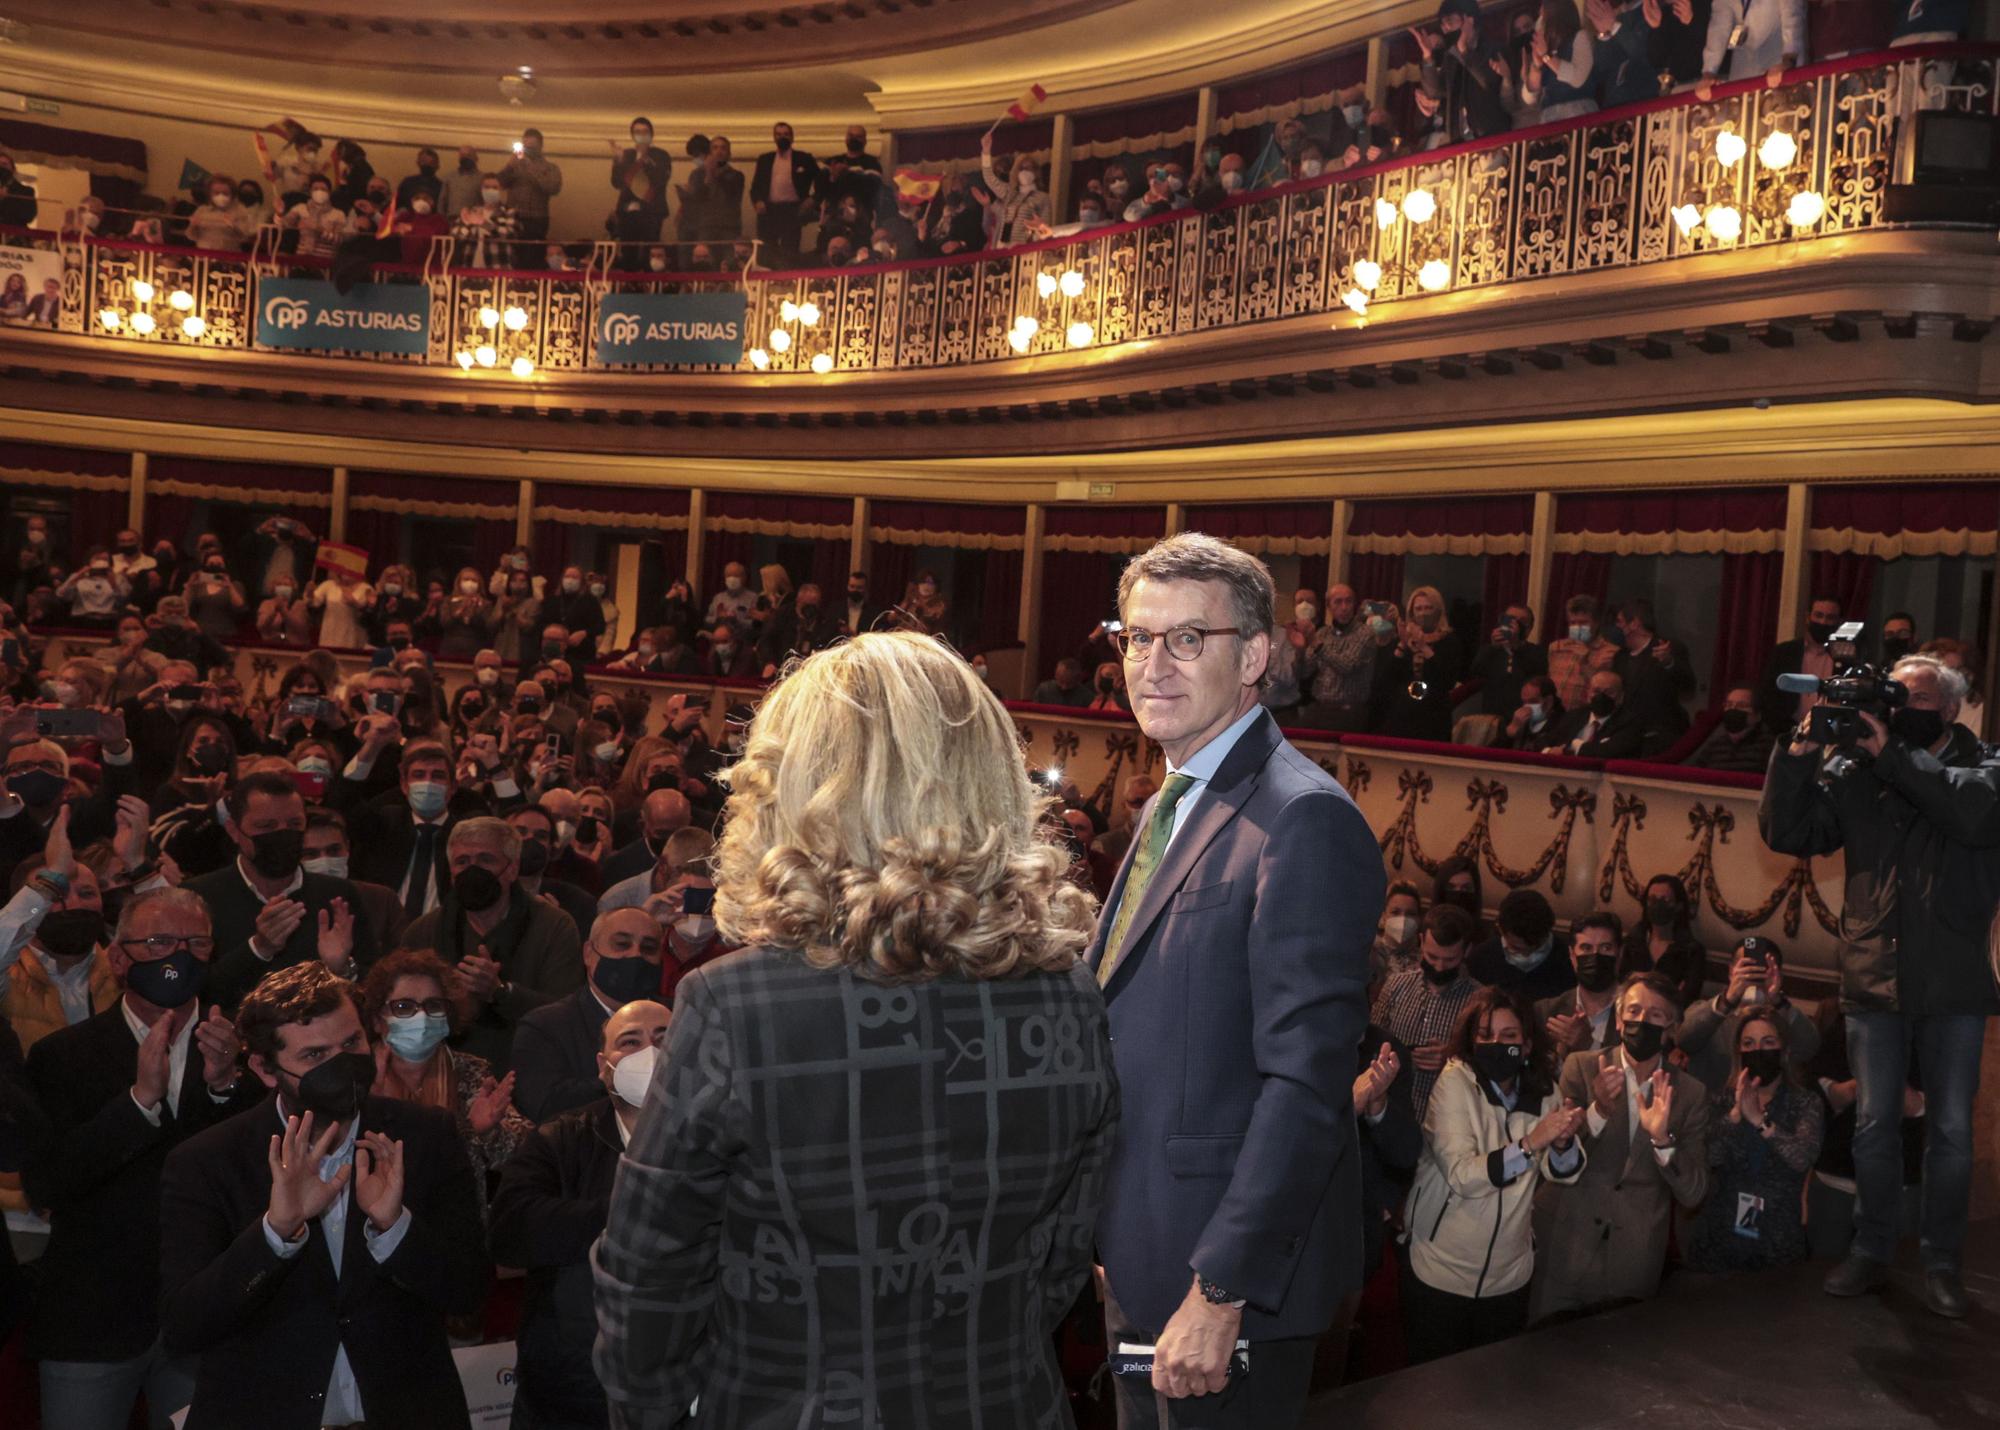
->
[1004,83,1048,125]
[892,169,944,202]
[315,543,370,579]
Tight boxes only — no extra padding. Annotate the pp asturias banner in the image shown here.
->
[594,292,747,366]
[255,278,429,355]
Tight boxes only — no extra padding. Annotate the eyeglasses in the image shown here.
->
[120,934,215,957]
[1113,625,1243,662]
[386,997,451,1019]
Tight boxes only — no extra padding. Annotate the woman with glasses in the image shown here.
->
[357,948,531,1205]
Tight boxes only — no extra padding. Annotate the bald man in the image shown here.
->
[492,997,670,1430]
[599,788,693,887]
[508,907,665,1122]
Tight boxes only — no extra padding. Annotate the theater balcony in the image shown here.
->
[0,46,1993,458]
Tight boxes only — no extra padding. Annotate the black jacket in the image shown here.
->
[1467,934,1578,1001]
[1614,637,1696,751]
[401,885,585,1070]
[489,1098,623,1427]
[0,1020,35,1341]
[543,589,607,648]
[1541,702,1646,760]
[1760,637,1825,732]
[329,778,460,903]
[23,1002,255,1359]
[1760,725,2000,1016]
[511,984,614,1124]
[0,754,136,885]
[751,149,821,207]
[188,862,380,1011]
[1355,1025,1421,1278]
[160,1094,489,1430]
[756,602,842,670]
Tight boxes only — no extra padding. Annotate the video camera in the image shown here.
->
[1776,622,1907,746]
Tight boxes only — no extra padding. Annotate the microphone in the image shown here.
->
[1774,672,1824,695]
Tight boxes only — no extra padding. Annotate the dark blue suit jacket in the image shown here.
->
[1089,707,1381,1339]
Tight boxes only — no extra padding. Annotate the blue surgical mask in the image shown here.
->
[384,1011,451,1061]
[408,780,449,818]
[1569,623,1594,643]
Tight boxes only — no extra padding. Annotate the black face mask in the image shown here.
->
[775,135,793,151]
[516,696,542,716]
[419,161,438,174]
[1720,709,1752,734]
[125,945,206,1007]
[515,839,550,878]
[846,137,865,153]
[1589,693,1617,719]
[1621,1020,1666,1062]
[1889,706,1947,750]
[1807,621,1839,648]
[284,1050,376,1123]
[797,602,818,617]
[1097,676,1117,695]
[453,865,504,912]
[594,955,660,1005]
[37,908,104,960]
[1420,957,1460,987]
[187,742,231,776]
[647,768,680,794]
[1574,952,1618,992]
[6,768,65,808]
[1743,1048,1785,1086]
[1646,897,1682,927]
[248,828,305,881]
[1882,635,1914,663]
[540,641,564,659]
[1470,1041,1525,1086]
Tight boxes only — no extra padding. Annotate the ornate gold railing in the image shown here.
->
[32,46,1996,382]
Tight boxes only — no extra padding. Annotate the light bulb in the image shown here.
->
[1417,259,1450,291]
[1013,315,1040,337]
[97,308,122,330]
[1757,130,1797,170]
[1036,272,1058,298]
[1065,321,1093,348]
[130,311,156,335]
[1786,190,1826,227]
[474,344,497,367]
[810,352,834,374]
[779,298,799,323]
[1703,204,1742,241]
[456,350,475,369]
[168,288,194,311]
[797,301,820,327]
[479,305,500,329]
[1671,203,1703,235]
[1374,198,1398,228]
[769,328,792,353]
[180,314,207,337]
[1009,329,1032,354]
[502,305,528,331]
[1714,130,1747,167]
[132,280,155,303]
[748,347,770,370]
[1400,188,1437,223]
[511,355,534,378]
[1353,260,1382,292]
[1341,287,1369,315]
[1058,269,1085,298]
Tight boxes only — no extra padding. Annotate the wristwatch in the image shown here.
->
[1196,1274,1246,1309]
[28,867,69,901]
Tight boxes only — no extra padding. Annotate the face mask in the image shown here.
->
[1096,676,1117,695]
[560,578,581,595]
[1621,1020,1666,1062]
[286,1050,375,1123]
[797,601,819,616]
[1716,709,1752,734]
[634,133,653,150]
[540,640,564,660]
[1588,693,1617,719]
[1442,888,1479,916]
[419,160,439,174]
[775,135,793,151]
[1380,913,1416,946]
[387,636,411,652]
[1573,952,1618,992]
[714,639,734,655]
[515,838,549,878]
[453,865,503,912]
[460,580,480,595]
[1017,173,1037,192]
[637,643,657,659]
[1301,160,1325,178]
[1221,172,1244,193]
[516,695,542,715]
[1890,707,1946,750]
[1167,175,1186,193]
[381,582,402,597]
[1807,621,1839,647]
[1505,937,1553,970]
[1080,208,1103,224]
[1204,148,1222,167]
[671,913,718,946]
[1296,602,1318,623]
[211,192,232,208]
[36,908,104,960]
[247,828,305,881]
[1646,896,1681,926]
[407,780,449,818]
[302,853,349,879]
[589,582,607,598]
[125,945,206,1008]
[1882,635,1914,663]
[1568,623,1594,643]
[725,576,743,592]
[1524,702,1546,724]
[459,155,477,171]
[594,954,660,1005]
[1470,1041,1525,1085]
[481,188,502,204]
[1743,1048,1785,1085]
[384,1011,452,1061]
[554,819,576,848]
[238,190,260,206]
[463,669,495,691]
[1108,180,1129,197]
[47,680,79,707]
[1420,956,1460,986]
[611,1043,657,1107]
[645,254,669,272]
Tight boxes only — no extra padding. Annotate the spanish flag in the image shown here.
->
[893,168,944,202]
[1004,83,1048,124]
[315,542,370,579]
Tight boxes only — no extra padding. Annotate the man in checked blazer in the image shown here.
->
[1090,533,1382,1428]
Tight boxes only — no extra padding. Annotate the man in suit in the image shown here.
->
[1535,911,1624,1056]
[1539,669,1645,759]
[334,733,515,923]
[839,570,887,638]
[1759,593,1845,733]
[0,717,139,877]
[158,961,488,1430]
[1090,533,1382,1426]
[491,997,671,1429]
[1533,971,1710,1319]
[750,121,820,265]
[24,887,254,1428]
[597,788,692,888]
[510,907,667,1123]
[190,771,376,1010]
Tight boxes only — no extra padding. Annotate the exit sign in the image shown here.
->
[24,99,58,116]
[1088,482,1115,499]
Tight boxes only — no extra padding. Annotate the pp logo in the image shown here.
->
[603,311,642,345]
[263,296,312,330]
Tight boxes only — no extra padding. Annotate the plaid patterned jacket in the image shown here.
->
[592,947,1120,1430]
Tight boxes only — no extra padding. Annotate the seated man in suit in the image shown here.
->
[302,807,406,953]
[1535,911,1623,1057]
[24,887,254,1429]
[505,804,597,939]
[1466,888,1575,1002]
[189,771,375,1010]
[0,720,139,877]
[398,816,583,1070]
[510,907,667,1123]
[597,788,693,888]
[159,961,489,1430]
[334,732,505,925]
[490,997,672,1429]
[1539,670,1645,759]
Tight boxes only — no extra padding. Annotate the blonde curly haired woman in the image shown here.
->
[594,630,1120,1429]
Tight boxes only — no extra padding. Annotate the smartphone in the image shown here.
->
[1363,600,1389,618]
[34,708,98,738]
[369,690,400,714]
[293,770,328,801]
[168,683,205,702]
[285,696,336,722]
[682,885,715,916]
[576,815,600,844]
[512,141,526,156]
[542,731,566,759]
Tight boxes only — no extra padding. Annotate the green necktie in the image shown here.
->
[1098,773,1197,987]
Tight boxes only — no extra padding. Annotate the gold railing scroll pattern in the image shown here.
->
[1378,770,1595,893]
[1599,793,1838,939]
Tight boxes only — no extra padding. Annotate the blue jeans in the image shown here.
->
[39,1340,195,1430]
[1845,1010,1988,1272]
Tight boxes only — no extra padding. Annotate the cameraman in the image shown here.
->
[1758,654,2000,1319]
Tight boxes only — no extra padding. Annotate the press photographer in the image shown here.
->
[1758,649,2000,1320]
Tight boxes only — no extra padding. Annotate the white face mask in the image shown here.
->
[1381,913,1417,946]
[648,256,667,272]
[1295,602,1317,623]
[302,853,349,879]
[460,580,480,595]
[412,198,433,214]
[1524,702,1545,723]
[272,587,293,602]
[475,668,498,686]
[1167,175,1185,193]
[610,1044,657,1108]
[555,818,576,847]
[1301,160,1325,178]
[1569,624,1594,643]
[481,188,502,204]
[309,191,330,207]
[675,914,717,943]
[724,576,743,592]
[1221,172,1244,193]
[589,582,606,598]
[594,740,622,762]
[211,193,232,208]
[562,578,581,594]
[1017,173,1037,192]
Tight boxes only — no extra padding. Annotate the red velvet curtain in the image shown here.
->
[1812,482,2000,541]
[701,493,851,599]
[1040,505,1164,674]
[1070,93,1199,205]
[978,550,1023,652]
[0,440,132,554]
[1542,552,1614,634]
[70,488,130,556]
[1347,552,1405,606]
[347,472,522,582]
[1482,552,1530,627]
[342,507,405,575]
[1711,551,1785,693]
[895,118,1056,169]
[1809,551,1879,625]
[1349,495,1535,542]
